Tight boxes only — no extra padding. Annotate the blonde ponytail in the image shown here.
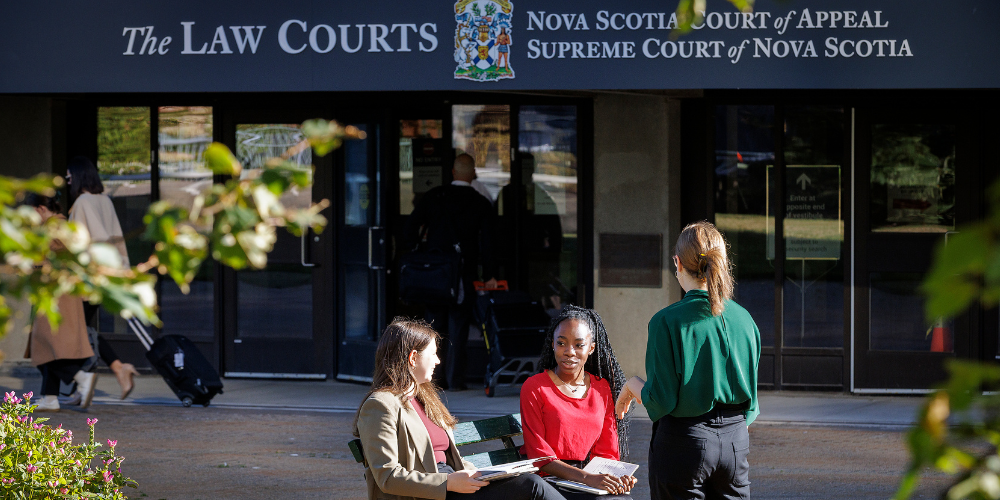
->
[675,221,734,316]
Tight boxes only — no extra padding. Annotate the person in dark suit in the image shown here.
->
[407,153,497,391]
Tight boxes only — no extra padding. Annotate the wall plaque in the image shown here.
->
[599,233,662,288]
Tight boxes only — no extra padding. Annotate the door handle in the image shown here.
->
[945,231,959,246]
[301,231,315,267]
[369,226,385,270]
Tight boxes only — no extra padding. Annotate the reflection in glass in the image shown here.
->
[399,120,443,216]
[713,105,776,346]
[344,264,370,339]
[97,107,152,335]
[236,124,312,210]
[870,124,956,233]
[453,105,510,201]
[345,124,370,227]
[158,106,213,211]
[237,264,312,340]
[781,106,844,348]
[515,105,578,314]
[870,272,951,351]
[158,106,214,338]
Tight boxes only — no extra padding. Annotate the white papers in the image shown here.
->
[546,457,640,495]
[583,457,639,477]
[477,456,554,482]
[546,478,609,495]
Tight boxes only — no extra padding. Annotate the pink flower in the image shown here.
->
[107,439,117,448]
[47,480,57,488]
[74,460,82,467]
[86,418,98,426]
[25,464,37,473]
[22,391,32,400]
[0,444,5,451]
[102,470,113,482]
[60,488,68,494]
[26,451,32,459]
[4,391,14,402]
[49,441,56,448]
[33,423,44,430]
[103,458,114,465]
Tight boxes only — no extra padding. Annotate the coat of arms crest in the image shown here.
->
[454,0,514,82]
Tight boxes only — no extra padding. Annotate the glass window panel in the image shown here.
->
[453,105,510,202]
[234,125,314,343]
[399,119,443,216]
[517,105,578,313]
[236,264,312,340]
[782,106,844,348]
[345,124,370,227]
[714,105,776,346]
[158,106,214,338]
[97,107,151,335]
[870,272,952,351]
[870,123,956,233]
[236,124,312,210]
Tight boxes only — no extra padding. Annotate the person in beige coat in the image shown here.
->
[66,156,139,400]
[22,193,98,411]
[353,319,565,500]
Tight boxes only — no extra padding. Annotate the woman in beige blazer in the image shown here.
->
[22,193,97,412]
[354,319,565,500]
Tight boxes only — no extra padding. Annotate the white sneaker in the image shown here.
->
[73,371,97,409]
[34,395,60,412]
[59,392,82,406]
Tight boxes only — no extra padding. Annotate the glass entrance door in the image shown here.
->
[854,107,972,389]
[336,119,387,381]
[221,112,335,378]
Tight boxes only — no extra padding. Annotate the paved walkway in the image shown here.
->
[0,373,926,428]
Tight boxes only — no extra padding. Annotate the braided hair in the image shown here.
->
[537,305,631,459]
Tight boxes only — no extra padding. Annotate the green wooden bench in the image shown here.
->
[349,413,524,470]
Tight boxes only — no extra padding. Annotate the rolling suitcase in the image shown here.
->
[475,282,552,397]
[128,317,224,407]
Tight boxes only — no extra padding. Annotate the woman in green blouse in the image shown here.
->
[615,221,761,500]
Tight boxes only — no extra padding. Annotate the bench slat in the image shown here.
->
[453,414,523,446]
[350,413,525,470]
[349,438,366,465]
[463,448,524,469]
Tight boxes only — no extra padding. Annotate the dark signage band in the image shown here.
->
[0,0,996,93]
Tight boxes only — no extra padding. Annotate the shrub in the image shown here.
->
[0,391,135,499]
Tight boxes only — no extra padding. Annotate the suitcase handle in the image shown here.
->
[474,280,509,291]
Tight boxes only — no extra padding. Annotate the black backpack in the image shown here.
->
[398,189,464,306]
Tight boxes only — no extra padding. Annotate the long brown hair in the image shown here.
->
[352,318,457,435]
[676,221,734,316]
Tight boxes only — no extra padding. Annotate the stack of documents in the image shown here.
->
[545,457,640,496]
[477,456,554,482]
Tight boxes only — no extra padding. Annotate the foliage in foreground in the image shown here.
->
[0,391,133,499]
[0,119,364,343]
[897,181,1000,500]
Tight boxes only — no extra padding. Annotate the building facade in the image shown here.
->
[1,0,998,392]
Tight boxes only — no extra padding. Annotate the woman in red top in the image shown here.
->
[520,306,637,498]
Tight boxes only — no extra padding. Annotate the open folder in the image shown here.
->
[545,457,640,496]
[477,456,555,482]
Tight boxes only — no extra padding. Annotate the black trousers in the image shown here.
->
[438,464,566,500]
[648,410,751,500]
[38,358,87,396]
[83,302,121,367]
[426,300,473,389]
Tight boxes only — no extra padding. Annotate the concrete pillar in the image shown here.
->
[0,96,55,375]
[592,94,682,379]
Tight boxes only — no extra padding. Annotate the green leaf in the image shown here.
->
[203,142,242,176]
